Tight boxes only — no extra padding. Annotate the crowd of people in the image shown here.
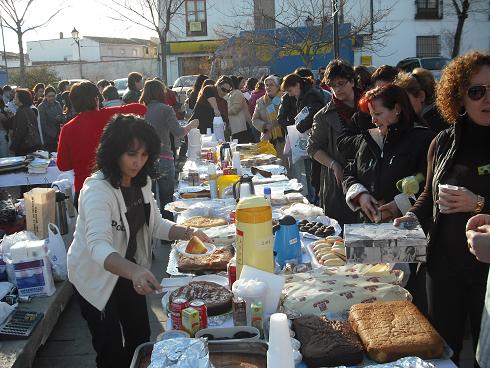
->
[0,50,489,367]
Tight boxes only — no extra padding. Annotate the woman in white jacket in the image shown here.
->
[67,114,209,368]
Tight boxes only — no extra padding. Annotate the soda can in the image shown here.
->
[232,296,247,326]
[222,166,230,175]
[227,259,237,289]
[206,151,213,161]
[251,301,264,338]
[190,299,208,330]
[170,297,189,330]
[229,210,236,224]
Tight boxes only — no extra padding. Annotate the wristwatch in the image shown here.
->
[474,195,485,214]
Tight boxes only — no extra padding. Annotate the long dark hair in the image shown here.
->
[359,84,421,126]
[95,114,161,188]
[140,79,166,105]
[189,74,208,108]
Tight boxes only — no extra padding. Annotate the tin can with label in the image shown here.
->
[190,299,208,330]
[170,297,189,330]
[206,151,214,161]
[251,301,264,338]
[232,296,247,326]
[227,257,237,289]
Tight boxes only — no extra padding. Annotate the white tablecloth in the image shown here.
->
[0,167,72,187]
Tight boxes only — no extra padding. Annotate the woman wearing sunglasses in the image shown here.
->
[395,51,490,366]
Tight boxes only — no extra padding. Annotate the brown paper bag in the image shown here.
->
[24,188,56,239]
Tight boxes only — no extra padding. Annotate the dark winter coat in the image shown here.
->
[9,105,43,155]
[295,85,326,133]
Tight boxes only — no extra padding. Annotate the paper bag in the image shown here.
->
[24,188,56,239]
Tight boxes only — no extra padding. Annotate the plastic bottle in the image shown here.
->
[232,151,243,176]
[208,165,218,199]
[263,187,271,204]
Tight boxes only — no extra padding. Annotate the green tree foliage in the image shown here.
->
[10,66,59,89]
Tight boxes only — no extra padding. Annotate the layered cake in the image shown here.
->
[178,247,234,273]
[348,300,444,363]
[292,315,364,367]
[169,281,233,316]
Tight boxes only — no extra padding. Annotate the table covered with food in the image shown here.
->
[134,134,457,368]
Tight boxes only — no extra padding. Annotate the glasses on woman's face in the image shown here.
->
[328,79,349,90]
[467,84,490,101]
[220,86,232,94]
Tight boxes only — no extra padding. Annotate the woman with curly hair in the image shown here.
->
[395,51,490,366]
[67,114,210,367]
[395,68,447,133]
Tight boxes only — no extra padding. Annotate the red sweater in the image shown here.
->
[56,103,147,192]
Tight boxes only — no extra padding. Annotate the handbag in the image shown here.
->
[20,108,41,151]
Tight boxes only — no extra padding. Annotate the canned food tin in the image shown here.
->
[227,260,237,289]
[190,299,208,330]
[170,297,189,330]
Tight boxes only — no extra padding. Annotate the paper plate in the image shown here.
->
[175,241,216,257]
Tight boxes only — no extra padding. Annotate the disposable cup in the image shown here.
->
[267,313,294,368]
[438,184,459,212]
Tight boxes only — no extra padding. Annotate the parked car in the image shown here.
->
[171,75,198,107]
[113,78,128,98]
[396,57,450,80]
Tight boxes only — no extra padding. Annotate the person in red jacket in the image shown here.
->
[57,81,146,207]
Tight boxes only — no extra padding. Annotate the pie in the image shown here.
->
[169,281,233,316]
[181,216,228,228]
[178,247,234,273]
[185,236,207,254]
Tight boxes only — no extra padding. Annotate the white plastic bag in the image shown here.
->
[45,223,67,281]
[286,125,309,164]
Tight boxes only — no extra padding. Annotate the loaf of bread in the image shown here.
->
[348,300,444,363]
[292,315,364,367]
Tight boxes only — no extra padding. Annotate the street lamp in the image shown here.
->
[71,27,83,78]
[305,16,314,28]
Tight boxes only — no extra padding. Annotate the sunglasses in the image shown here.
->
[467,84,490,101]
[220,86,232,93]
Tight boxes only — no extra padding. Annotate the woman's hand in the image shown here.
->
[437,186,478,214]
[358,193,379,223]
[131,265,162,295]
[378,200,401,223]
[466,214,490,263]
[330,161,344,187]
[186,119,199,131]
[213,109,221,117]
[393,212,419,228]
[191,228,213,243]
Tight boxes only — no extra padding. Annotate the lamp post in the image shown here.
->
[71,27,83,79]
[305,16,313,28]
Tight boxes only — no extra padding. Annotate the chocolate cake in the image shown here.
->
[178,247,234,273]
[169,281,233,316]
[292,315,364,367]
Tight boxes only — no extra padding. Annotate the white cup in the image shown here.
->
[438,184,459,212]
[267,313,294,368]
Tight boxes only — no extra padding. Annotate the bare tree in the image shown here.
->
[215,0,396,72]
[0,0,63,86]
[448,0,487,58]
[99,0,185,84]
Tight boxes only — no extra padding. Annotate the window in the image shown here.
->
[415,0,442,19]
[185,0,207,36]
[120,49,126,55]
[132,49,137,57]
[416,36,441,57]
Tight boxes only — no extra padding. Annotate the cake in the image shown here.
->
[178,247,234,273]
[292,315,364,367]
[169,281,233,316]
[348,300,444,363]
[181,216,228,228]
[185,236,207,254]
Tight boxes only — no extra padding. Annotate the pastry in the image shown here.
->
[348,300,444,363]
[185,236,208,254]
[181,216,228,228]
[169,281,233,316]
[293,315,364,367]
[178,247,234,273]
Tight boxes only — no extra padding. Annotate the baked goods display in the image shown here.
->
[181,216,228,228]
[185,236,208,254]
[169,281,233,316]
[309,237,346,266]
[292,315,363,367]
[348,300,445,363]
[298,220,336,237]
[178,247,234,273]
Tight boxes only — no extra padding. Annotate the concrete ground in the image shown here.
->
[31,242,171,368]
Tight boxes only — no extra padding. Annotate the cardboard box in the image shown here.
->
[344,223,427,264]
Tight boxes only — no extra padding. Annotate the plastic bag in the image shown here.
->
[45,223,67,281]
[286,125,309,164]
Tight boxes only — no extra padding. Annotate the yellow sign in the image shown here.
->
[168,40,224,55]
[360,55,372,66]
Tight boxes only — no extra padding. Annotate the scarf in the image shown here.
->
[263,92,283,142]
[332,88,361,124]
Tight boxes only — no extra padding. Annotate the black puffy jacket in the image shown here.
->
[295,85,325,133]
[343,119,434,215]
